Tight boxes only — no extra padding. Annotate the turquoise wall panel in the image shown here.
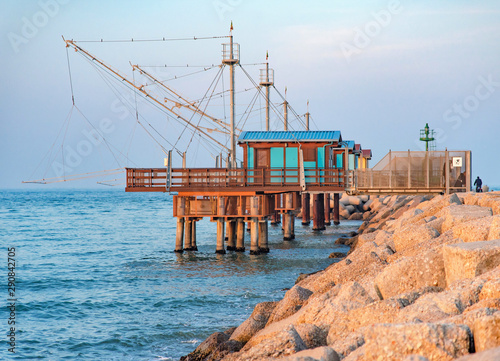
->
[317,148,325,169]
[285,148,298,168]
[336,154,343,169]
[349,154,355,170]
[248,147,254,169]
[270,148,284,168]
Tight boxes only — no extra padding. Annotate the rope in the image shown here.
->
[72,35,229,43]
[65,46,75,105]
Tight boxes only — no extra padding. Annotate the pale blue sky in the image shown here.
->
[2,0,500,188]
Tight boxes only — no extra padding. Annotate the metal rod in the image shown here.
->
[229,35,236,168]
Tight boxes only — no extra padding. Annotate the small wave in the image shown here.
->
[181,339,201,344]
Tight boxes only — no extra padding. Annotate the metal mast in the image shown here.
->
[222,22,239,168]
[259,52,274,131]
[284,87,288,131]
[305,100,310,131]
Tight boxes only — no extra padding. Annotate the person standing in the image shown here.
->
[474,176,483,192]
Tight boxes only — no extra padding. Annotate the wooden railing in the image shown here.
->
[126,167,345,191]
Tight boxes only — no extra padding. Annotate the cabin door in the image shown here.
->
[255,148,270,185]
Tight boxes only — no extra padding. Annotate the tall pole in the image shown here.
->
[305,112,310,131]
[229,34,236,168]
[265,62,270,131]
[284,100,288,131]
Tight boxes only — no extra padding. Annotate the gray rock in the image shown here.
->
[181,331,229,361]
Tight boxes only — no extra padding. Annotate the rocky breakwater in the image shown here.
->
[181,192,500,361]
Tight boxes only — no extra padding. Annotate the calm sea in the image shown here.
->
[1,189,357,360]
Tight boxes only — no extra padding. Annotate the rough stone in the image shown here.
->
[233,325,307,360]
[454,346,500,361]
[473,313,500,352]
[393,224,440,252]
[294,323,327,349]
[279,346,340,361]
[329,331,364,359]
[348,212,363,221]
[443,240,500,286]
[437,204,493,233]
[361,322,471,361]
[374,247,446,299]
[267,286,313,326]
[181,331,230,361]
[404,356,430,361]
[479,279,500,300]
[230,301,277,344]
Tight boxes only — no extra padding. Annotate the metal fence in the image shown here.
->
[353,150,471,194]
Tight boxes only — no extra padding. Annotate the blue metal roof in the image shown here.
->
[344,140,355,149]
[238,130,342,143]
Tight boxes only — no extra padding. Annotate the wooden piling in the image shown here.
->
[250,219,260,255]
[216,218,226,254]
[184,218,193,251]
[324,193,331,226]
[333,193,340,225]
[313,194,326,231]
[283,212,293,241]
[226,220,236,251]
[259,220,269,253]
[236,218,245,252]
[302,193,310,225]
[191,220,198,250]
[290,214,295,240]
[175,217,185,253]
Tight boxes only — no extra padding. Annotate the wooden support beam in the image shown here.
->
[250,219,260,255]
[226,220,236,251]
[184,218,193,251]
[175,217,185,253]
[216,218,226,254]
[324,193,331,226]
[333,193,340,225]
[313,193,326,231]
[301,193,310,225]
[191,220,198,251]
[283,212,293,241]
[236,218,245,252]
[259,220,269,253]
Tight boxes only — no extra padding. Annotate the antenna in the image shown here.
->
[419,123,436,151]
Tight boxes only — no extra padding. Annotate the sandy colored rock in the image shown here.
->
[296,282,375,328]
[454,346,500,361]
[441,307,500,331]
[230,301,277,344]
[266,286,313,326]
[361,322,471,361]
[181,331,230,361]
[393,224,440,252]
[404,356,430,361]
[443,240,500,286]
[348,212,363,221]
[229,325,306,360]
[294,323,327,349]
[279,346,340,361]
[437,204,492,233]
[479,279,500,300]
[473,313,500,352]
[329,331,364,359]
[374,247,446,299]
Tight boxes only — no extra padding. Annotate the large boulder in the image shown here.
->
[228,325,307,360]
[454,346,500,361]
[473,313,500,352]
[393,224,440,252]
[294,323,328,349]
[452,215,500,243]
[374,247,446,299]
[443,240,500,286]
[436,204,492,233]
[181,331,230,361]
[279,346,340,361]
[266,286,313,326]
[229,301,277,344]
[360,323,471,361]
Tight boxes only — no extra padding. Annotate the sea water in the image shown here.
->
[1,190,357,360]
